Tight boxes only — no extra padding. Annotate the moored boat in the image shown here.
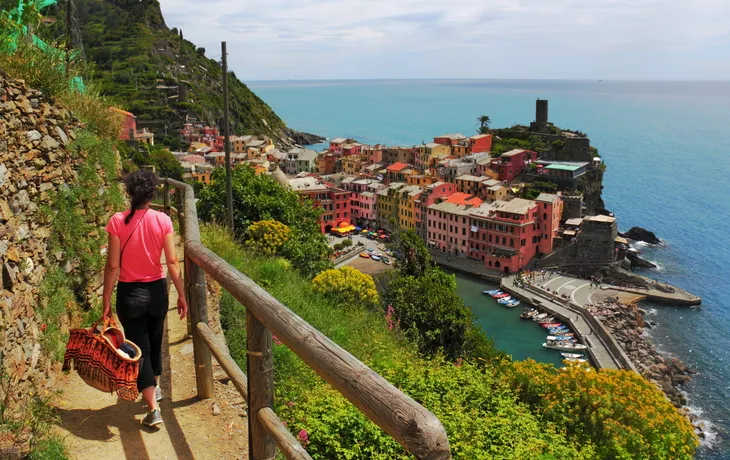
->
[543,341,588,351]
[561,352,584,359]
[540,322,562,328]
[494,293,510,299]
[520,309,537,319]
[532,313,548,321]
[497,297,512,304]
[505,300,520,308]
[483,289,501,295]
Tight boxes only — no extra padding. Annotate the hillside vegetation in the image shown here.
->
[42,0,288,147]
[201,221,697,459]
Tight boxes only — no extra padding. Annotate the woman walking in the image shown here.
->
[102,169,188,428]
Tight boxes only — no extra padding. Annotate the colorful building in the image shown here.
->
[342,154,364,175]
[341,178,385,226]
[415,143,451,171]
[433,133,467,146]
[385,162,414,184]
[468,199,540,274]
[317,153,337,175]
[414,181,457,238]
[362,145,383,165]
[426,193,483,257]
[535,193,564,254]
[449,134,493,157]
[454,174,489,196]
[376,182,406,230]
[397,185,423,230]
[289,177,352,233]
[111,108,137,141]
[284,148,318,175]
[475,156,499,179]
[382,147,415,165]
[490,149,537,182]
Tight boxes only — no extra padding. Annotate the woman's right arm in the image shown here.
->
[163,233,188,319]
[102,233,121,319]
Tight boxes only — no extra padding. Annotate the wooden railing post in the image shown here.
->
[247,311,276,460]
[186,256,215,399]
[177,187,192,337]
[163,182,171,215]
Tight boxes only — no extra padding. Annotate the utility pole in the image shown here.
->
[65,0,72,79]
[222,41,234,231]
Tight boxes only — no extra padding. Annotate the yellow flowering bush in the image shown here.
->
[245,220,291,256]
[312,266,379,310]
[503,359,698,459]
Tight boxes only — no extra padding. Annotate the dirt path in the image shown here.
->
[53,246,249,460]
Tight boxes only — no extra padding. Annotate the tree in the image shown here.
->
[477,114,491,134]
[198,165,332,277]
[382,268,473,360]
[312,266,379,310]
[147,145,184,180]
[386,228,433,278]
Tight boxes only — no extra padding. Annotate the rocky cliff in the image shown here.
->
[0,71,118,454]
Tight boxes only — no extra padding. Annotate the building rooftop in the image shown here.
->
[437,133,466,140]
[455,174,487,183]
[289,177,328,192]
[501,149,529,158]
[331,137,347,144]
[545,164,583,172]
[470,134,490,140]
[565,218,584,227]
[535,193,560,203]
[488,185,504,191]
[386,162,409,172]
[428,201,475,216]
[491,198,535,216]
[296,150,317,161]
[445,192,482,206]
[483,179,501,187]
[586,214,616,224]
[360,191,375,198]
[424,142,441,148]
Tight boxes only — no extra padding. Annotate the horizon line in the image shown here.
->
[246,77,730,83]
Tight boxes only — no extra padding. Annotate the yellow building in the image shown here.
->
[192,171,212,185]
[376,182,405,230]
[188,141,208,153]
[485,184,509,202]
[397,185,422,230]
[342,154,364,175]
[406,174,435,187]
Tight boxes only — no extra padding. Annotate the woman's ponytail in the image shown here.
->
[123,169,159,225]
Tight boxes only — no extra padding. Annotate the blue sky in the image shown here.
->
[158,0,730,81]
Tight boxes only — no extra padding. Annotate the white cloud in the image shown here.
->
[158,0,730,80]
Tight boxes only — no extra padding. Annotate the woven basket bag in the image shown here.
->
[62,317,142,401]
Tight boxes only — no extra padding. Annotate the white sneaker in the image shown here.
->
[155,386,163,402]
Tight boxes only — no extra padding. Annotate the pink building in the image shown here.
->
[433,133,467,146]
[468,199,541,274]
[341,178,385,226]
[490,149,538,182]
[340,143,362,156]
[535,193,564,255]
[415,181,457,237]
[362,145,384,165]
[426,193,483,256]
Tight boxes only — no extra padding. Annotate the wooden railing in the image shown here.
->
[157,179,451,460]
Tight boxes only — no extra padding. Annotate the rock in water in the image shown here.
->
[626,251,657,269]
[620,227,662,245]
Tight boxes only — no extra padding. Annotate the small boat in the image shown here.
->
[520,309,537,319]
[494,293,510,299]
[497,297,513,304]
[489,291,503,297]
[537,317,556,324]
[548,328,569,334]
[565,358,589,363]
[547,335,575,342]
[505,300,520,308]
[543,341,588,351]
[359,252,370,258]
[561,353,584,359]
[381,256,391,265]
[540,323,562,328]
[532,313,548,321]
[483,289,500,295]
[371,255,381,261]
[551,332,575,338]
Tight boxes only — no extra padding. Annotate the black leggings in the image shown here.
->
[116,278,168,392]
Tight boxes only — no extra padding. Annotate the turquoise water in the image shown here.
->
[446,271,565,367]
[249,79,730,456]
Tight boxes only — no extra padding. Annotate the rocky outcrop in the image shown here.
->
[588,299,693,408]
[0,71,116,453]
[620,227,662,245]
[626,250,657,269]
[283,128,325,147]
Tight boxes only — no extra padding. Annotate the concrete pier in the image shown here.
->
[501,275,638,371]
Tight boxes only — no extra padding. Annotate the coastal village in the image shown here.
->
[116,99,705,427]
[121,99,614,277]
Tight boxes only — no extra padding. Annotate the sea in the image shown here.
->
[248,79,730,458]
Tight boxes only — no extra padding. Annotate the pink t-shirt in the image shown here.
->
[106,209,173,283]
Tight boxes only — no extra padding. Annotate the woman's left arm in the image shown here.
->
[102,233,121,319]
